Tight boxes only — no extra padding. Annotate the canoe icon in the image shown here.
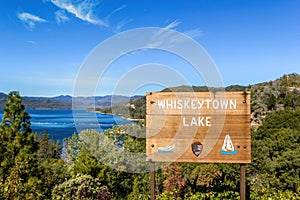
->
[158,144,175,154]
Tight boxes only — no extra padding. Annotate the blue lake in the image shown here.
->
[0,109,131,143]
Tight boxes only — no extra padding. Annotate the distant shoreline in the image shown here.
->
[96,110,143,122]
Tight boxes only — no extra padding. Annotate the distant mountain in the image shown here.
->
[72,95,143,109]
[0,93,143,110]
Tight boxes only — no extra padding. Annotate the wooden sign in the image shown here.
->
[146,91,251,163]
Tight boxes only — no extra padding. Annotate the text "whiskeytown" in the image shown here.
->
[157,99,237,110]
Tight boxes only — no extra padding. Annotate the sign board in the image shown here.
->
[146,92,251,163]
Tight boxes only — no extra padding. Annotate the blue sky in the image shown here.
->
[0,0,299,97]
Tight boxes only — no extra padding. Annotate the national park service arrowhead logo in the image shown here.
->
[191,142,203,157]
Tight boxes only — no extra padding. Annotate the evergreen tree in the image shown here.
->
[0,91,43,199]
[36,131,70,199]
[36,130,60,161]
[73,145,102,178]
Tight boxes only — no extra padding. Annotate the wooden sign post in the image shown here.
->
[146,91,251,199]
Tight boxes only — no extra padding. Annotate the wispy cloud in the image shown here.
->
[147,20,181,48]
[17,12,47,30]
[105,4,127,22]
[55,10,70,24]
[112,18,131,33]
[184,29,203,39]
[154,20,181,37]
[147,23,203,51]
[50,0,108,26]
[27,40,37,45]
[165,20,181,30]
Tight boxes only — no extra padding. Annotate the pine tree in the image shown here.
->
[0,91,43,199]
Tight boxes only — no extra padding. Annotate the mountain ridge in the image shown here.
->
[0,93,143,110]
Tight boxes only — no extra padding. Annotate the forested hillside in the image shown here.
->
[251,73,300,125]
[123,73,300,125]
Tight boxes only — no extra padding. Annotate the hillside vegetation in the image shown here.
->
[106,73,300,126]
[251,73,300,124]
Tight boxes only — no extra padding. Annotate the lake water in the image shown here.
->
[0,109,131,143]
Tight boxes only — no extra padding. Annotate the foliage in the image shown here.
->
[162,163,187,198]
[250,187,300,200]
[186,191,240,199]
[36,130,60,161]
[35,131,70,199]
[0,91,69,199]
[189,164,222,189]
[127,173,150,199]
[98,96,146,121]
[250,109,300,194]
[52,174,112,200]
[129,96,146,119]
[62,125,149,199]
[156,190,240,200]
[0,91,43,199]
[73,145,103,178]
[185,163,239,194]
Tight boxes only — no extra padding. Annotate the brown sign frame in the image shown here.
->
[146,91,251,163]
